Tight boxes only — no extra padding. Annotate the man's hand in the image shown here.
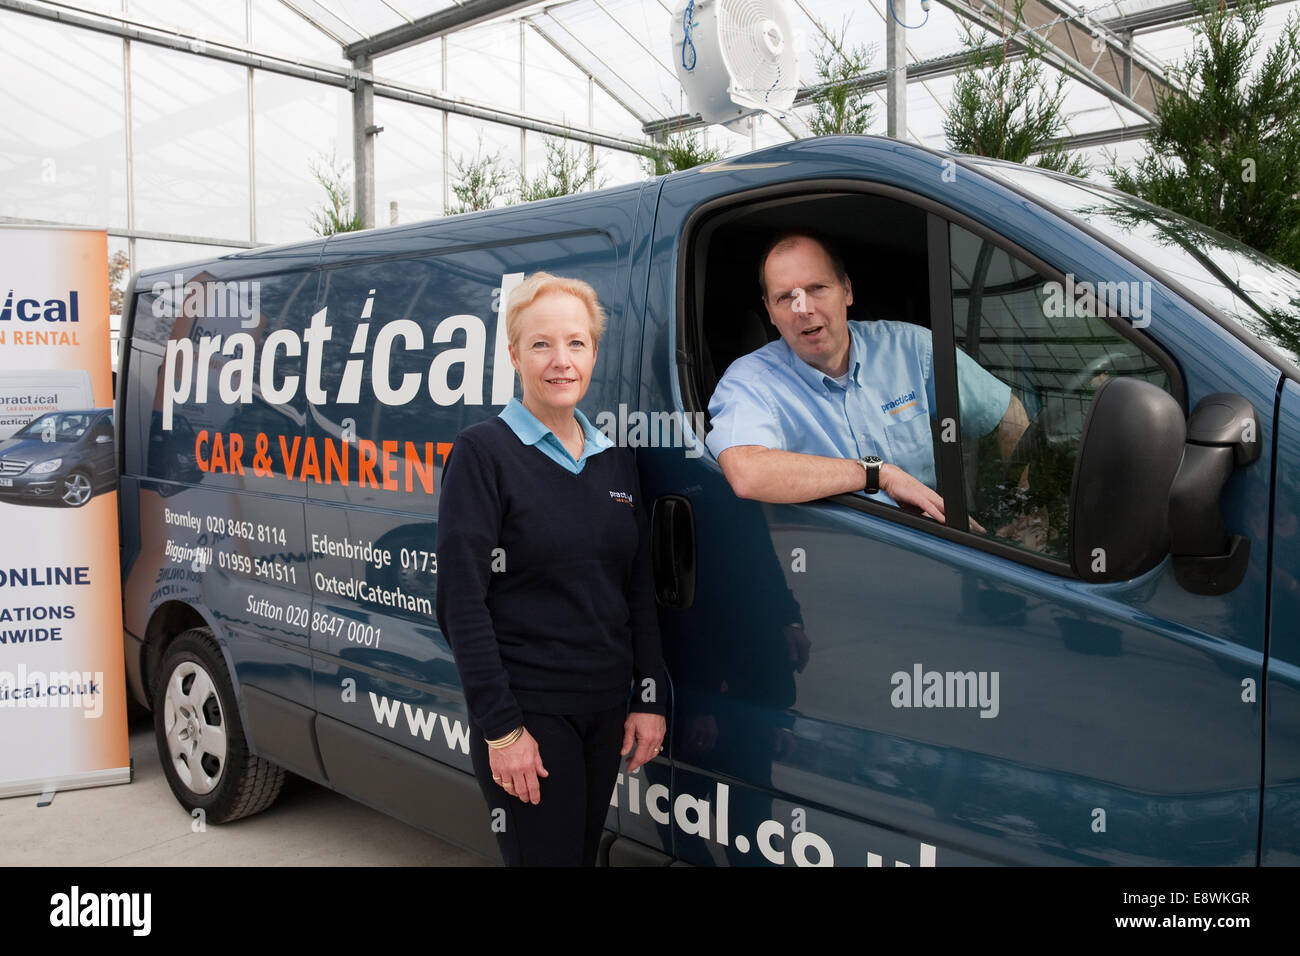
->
[879,463,946,522]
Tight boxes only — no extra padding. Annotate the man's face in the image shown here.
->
[762,237,853,377]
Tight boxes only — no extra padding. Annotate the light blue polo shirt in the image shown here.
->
[499,397,614,474]
[706,320,1012,504]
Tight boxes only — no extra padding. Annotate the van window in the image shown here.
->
[948,222,1171,561]
[141,269,317,494]
[694,192,930,405]
[689,191,1175,569]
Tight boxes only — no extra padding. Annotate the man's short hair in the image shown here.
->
[757,230,849,300]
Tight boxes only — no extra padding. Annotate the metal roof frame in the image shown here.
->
[275,0,353,46]
[343,0,541,59]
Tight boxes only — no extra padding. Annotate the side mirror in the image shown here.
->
[95,434,113,444]
[1168,393,1258,594]
[1069,378,1186,582]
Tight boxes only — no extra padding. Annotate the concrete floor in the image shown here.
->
[0,711,491,866]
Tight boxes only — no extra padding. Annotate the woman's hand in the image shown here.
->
[489,728,548,805]
[621,712,667,774]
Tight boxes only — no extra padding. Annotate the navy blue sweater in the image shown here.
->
[435,417,667,739]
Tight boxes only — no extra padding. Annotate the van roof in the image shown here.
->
[129,136,950,285]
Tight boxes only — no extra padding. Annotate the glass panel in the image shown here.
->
[134,239,236,273]
[131,45,251,241]
[375,98,445,223]
[949,222,1170,561]
[444,20,520,107]
[251,0,349,62]
[254,72,351,244]
[596,146,645,190]
[445,113,519,212]
[374,39,442,87]
[291,0,367,44]
[523,26,591,127]
[128,0,248,46]
[548,2,672,121]
[58,0,128,13]
[521,129,549,186]
[592,84,640,137]
[0,13,127,228]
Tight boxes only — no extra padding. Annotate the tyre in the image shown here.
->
[153,628,285,823]
[59,469,92,507]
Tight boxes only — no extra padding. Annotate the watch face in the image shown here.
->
[864,456,883,466]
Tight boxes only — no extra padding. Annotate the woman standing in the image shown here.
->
[435,272,667,867]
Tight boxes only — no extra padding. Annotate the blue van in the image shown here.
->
[117,136,1300,866]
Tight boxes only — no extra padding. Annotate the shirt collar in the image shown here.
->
[499,397,613,457]
[775,324,863,393]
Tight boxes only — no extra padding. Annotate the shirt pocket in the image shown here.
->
[883,409,936,484]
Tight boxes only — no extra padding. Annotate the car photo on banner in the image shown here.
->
[0,408,117,508]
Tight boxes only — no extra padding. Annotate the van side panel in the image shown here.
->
[298,188,647,837]
[1263,378,1300,865]
[120,245,324,771]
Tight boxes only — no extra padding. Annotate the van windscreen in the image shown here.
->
[975,161,1300,373]
[16,412,94,441]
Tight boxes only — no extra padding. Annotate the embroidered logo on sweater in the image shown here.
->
[609,490,634,507]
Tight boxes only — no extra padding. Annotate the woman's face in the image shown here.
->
[508,291,597,419]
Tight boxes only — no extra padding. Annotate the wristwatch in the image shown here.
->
[860,455,883,495]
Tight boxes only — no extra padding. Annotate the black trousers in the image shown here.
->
[469,702,626,867]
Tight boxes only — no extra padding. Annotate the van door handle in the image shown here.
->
[651,495,695,609]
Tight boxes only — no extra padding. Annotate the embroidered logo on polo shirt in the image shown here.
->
[881,390,919,415]
[609,490,634,507]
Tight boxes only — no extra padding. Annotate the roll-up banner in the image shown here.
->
[0,225,130,799]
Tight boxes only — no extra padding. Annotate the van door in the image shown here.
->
[300,189,650,844]
[1264,378,1300,865]
[639,158,1273,866]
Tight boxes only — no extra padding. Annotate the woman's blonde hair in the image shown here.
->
[505,272,606,351]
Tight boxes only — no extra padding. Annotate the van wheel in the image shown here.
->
[153,628,285,823]
[60,470,92,507]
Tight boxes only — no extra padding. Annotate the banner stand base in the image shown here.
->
[0,765,133,801]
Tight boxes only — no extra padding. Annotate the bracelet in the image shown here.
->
[486,726,523,750]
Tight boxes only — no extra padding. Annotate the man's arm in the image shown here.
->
[997,393,1030,460]
[718,445,947,520]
